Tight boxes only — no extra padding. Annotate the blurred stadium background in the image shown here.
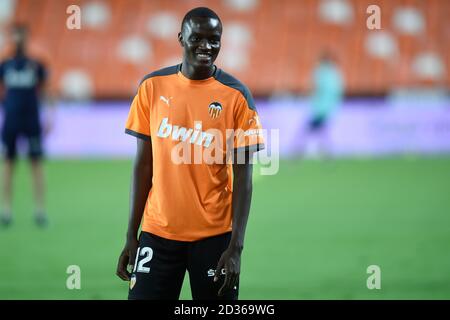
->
[0,0,449,299]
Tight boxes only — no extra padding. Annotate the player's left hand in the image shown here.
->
[214,245,242,296]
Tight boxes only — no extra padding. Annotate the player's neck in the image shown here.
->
[180,62,215,80]
[14,44,26,57]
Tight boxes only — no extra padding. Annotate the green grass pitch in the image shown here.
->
[1,157,450,299]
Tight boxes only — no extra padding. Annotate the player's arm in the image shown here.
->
[36,62,56,135]
[40,82,57,136]
[215,151,253,296]
[42,82,55,133]
[0,62,4,99]
[116,138,153,281]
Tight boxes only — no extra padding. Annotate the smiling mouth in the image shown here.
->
[196,52,212,60]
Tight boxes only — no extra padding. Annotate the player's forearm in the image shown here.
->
[40,84,56,128]
[126,161,152,241]
[126,139,153,241]
[229,162,253,251]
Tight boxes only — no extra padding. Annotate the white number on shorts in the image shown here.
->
[134,247,153,273]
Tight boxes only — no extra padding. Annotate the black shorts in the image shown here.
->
[308,116,327,131]
[1,117,43,160]
[128,231,239,300]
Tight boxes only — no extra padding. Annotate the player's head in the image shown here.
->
[178,7,222,69]
[319,50,336,65]
[11,24,28,54]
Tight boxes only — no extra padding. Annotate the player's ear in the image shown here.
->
[178,32,184,47]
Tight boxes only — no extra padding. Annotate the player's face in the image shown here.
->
[179,17,222,69]
[12,28,27,45]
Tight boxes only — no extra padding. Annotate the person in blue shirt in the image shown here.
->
[0,25,52,227]
[304,52,344,158]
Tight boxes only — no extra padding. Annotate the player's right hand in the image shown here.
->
[116,237,139,281]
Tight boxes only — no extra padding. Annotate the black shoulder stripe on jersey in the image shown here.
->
[214,69,256,111]
[125,129,151,141]
[234,143,265,154]
[139,64,181,85]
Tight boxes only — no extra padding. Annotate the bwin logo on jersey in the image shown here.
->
[208,102,222,119]
[157,117,215,147]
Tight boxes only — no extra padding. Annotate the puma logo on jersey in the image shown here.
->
[160,95,173,106]
[157,117,214,147]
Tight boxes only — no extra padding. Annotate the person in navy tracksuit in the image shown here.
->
[0,25,52,227]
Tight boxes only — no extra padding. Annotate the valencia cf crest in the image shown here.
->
[208,102,222,119]
[130,275,136,290]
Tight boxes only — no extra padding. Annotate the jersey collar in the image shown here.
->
[176,64,218,85]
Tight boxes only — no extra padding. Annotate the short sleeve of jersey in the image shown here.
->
[125,80,151,140]
[233,94,265,153]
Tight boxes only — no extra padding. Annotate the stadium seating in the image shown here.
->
[0,0,447,98]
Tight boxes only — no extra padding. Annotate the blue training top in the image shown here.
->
[311,61,344,119]
[0,54,47,118]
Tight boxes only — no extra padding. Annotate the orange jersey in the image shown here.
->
[125,64,264,241]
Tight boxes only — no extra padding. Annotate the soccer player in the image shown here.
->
[302,52,344,158]
[116,7,265,300]
[0,25,52,227]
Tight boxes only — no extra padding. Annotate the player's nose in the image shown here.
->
[198,39,212,50]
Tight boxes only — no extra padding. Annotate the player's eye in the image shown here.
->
[190,36,200,42]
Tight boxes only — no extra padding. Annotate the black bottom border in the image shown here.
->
[1,300,447,318]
